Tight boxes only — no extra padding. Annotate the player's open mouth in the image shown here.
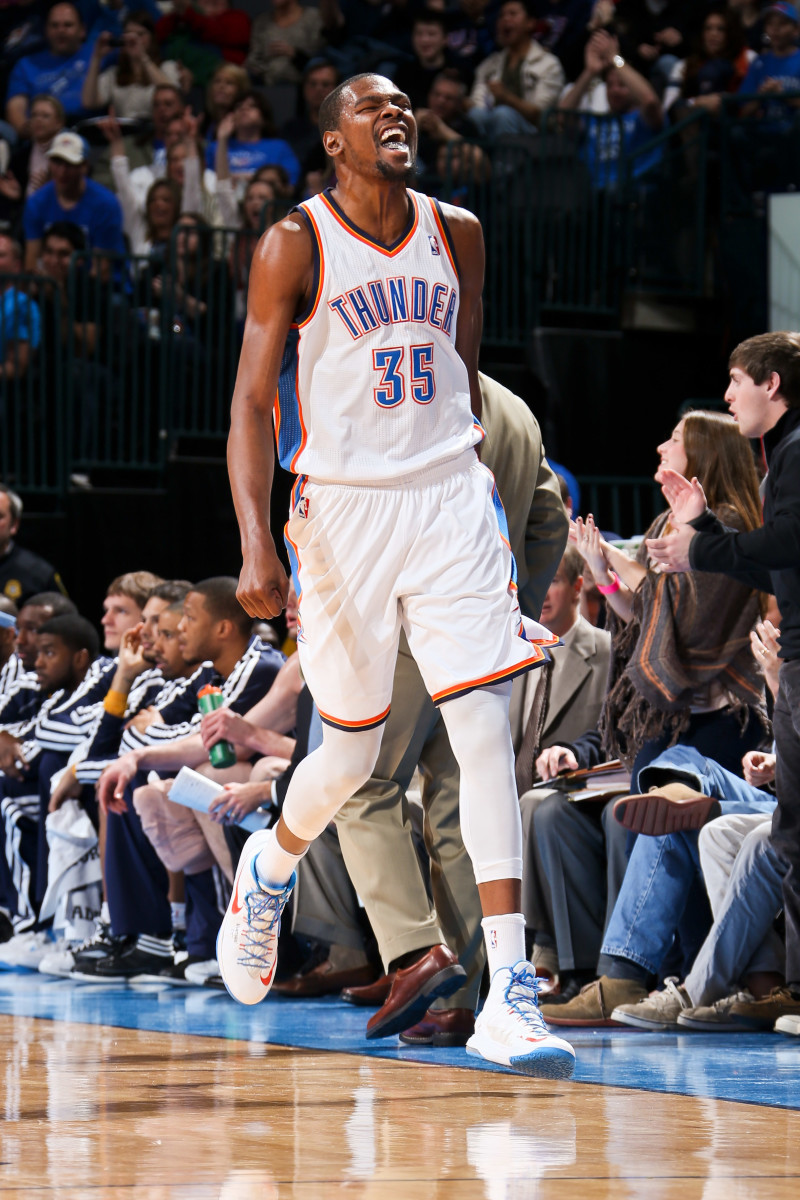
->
[379,126,409,151]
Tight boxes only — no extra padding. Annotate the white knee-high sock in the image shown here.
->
[280,722,385,843]
[438,682,523,884]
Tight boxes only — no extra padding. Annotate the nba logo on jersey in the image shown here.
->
[428,234,440,256]
[298,497,309,519]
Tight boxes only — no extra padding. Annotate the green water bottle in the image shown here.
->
[197,684,237,769]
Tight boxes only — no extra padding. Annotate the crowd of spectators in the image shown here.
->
[0,333,799,1048]
[0,0,797,251]
[0,0,800,1048]
[0,0,796,419]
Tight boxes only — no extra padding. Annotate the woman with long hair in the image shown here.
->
[664,8,753,121]
[528,411,770,1017]
[576,410,766,767]
[82,14,181,120]
[203,62,250,138]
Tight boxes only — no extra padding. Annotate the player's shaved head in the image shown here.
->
[319,73,386,135]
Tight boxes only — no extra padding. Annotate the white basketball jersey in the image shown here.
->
[273,188,482,484]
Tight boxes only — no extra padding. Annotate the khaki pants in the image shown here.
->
[335,637,485,1009]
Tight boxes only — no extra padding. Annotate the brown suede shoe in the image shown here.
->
[728,986,800,1029]
[272,960,378,998]
[540,976,647,1026]
[399,1007,475,1047]
[366,945,466,1039]
[341,972,395,1007]
[614,784,721,837]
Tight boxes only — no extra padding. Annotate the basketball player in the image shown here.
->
[219,73,576,1078]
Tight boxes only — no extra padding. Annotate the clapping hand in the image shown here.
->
[657,467,707,524]
[216,112,235,141]
[569,514,611,578]
[750,617,782,700]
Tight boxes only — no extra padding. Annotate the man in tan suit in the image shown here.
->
[329,372,569,1045]
[511,546,611,976]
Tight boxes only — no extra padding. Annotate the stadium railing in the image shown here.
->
[0,271,66,497]
[437,108,711,342]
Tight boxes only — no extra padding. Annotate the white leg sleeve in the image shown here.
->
[438,682,522,885]
[281,723,385,843]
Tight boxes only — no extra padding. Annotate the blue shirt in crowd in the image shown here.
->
[205,138,301,186]
[740,48,800,124]
[581,111,663,189]
[23,180,126,255]
[0,288,41,358]
[7,37,98,119]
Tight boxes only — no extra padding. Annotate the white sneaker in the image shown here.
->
[676,989,755,1032]
[216,830,295,1005]
[467,961,576,1079]
[0,930,56,971]
[183,958,220,987]
[775,1013,800,1035]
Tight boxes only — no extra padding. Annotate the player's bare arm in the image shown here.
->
[445,205,485,426]
[228,217,314,619]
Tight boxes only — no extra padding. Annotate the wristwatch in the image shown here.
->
[612,54,625,70]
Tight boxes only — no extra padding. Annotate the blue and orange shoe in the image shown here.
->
[467,961,576,1079]
[217,830,295,1005]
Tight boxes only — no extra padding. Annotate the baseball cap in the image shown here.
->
[764,2,799,22]
[47,131,88,164]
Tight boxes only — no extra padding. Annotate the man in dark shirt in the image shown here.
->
[395,10,457,110]
[0,485,66,605]
[648,331,800,1031]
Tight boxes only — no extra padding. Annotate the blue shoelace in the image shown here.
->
[504,964,549,1034]
[237,885,289,970]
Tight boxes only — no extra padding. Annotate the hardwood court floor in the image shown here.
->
[1,1014,800,1199]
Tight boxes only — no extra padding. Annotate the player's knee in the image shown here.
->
[321,726,383,796]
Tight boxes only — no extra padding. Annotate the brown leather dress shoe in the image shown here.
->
[272,961,378,998]
[399,1007,475,1047]
[614,784,721,837]
[341,972,395,1007]
[366,945,466,1039]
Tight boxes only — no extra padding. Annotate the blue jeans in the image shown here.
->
[600,746,776,977]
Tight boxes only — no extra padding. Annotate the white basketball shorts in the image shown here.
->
[284,449,553,731]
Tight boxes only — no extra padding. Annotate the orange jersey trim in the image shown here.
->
[317,703,392,732]
[294,204,326,329]
[318,192,419,258]
[431,644,547,705]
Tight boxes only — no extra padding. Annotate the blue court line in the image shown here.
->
[0,971,797,1110]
